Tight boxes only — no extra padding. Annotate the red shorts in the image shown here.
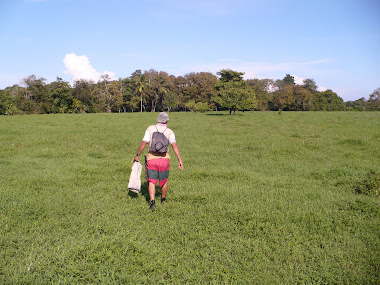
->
[146,159,170,187]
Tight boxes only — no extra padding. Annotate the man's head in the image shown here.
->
[157,112,169,124]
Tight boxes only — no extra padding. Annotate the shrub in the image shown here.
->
[193,102,211,113]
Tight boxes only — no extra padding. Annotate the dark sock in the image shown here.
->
[161,198,166,203]
[151,200,155,205]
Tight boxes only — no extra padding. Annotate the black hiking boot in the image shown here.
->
[161,197,166,204]
[149,200,156,211]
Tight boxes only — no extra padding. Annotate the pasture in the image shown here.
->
[0,111,379,284]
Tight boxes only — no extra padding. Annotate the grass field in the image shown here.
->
[0,111,379,284]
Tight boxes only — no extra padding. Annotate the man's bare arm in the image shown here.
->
[133,141,148,162]
[171,142,183,170]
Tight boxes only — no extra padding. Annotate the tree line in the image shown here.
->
[0,69,379,115]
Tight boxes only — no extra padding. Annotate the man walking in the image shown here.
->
[133,112,183,211]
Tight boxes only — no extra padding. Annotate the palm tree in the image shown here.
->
[136,74,146,112]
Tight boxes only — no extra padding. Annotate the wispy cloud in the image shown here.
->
[149,0,253,17]
[163,58,334,94]
[120,52,147,58]
[24,0,48,3]
[173,58,334,80]
[333,87,362,101]
[0,73,24,89]
[63,53,115,82]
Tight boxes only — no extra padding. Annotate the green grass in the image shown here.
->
[0,111,379,284]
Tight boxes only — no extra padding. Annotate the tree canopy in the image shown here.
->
[215,70,257,114]
[0,70,377,115]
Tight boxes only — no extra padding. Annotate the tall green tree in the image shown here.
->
[120,77,139,112]
[141,70,177,112]
[313,90,345,111]
[8,85,24,114]
[215,69,256,115]
[345,97,367,111]
[183,72,217,111]
[152,72,169,112]
[246,78,274,111]
[283,74,295,85]
[95,75,123,113]
[136,71,147,112]
[172,76,187,110]
[161,75,178,112]
[292,85,314,111]
[162,90,180,112]
[302,78,318,92]
[21,75,51,114]
[368,88,380,111]
[48,77,73,113]
[73,79,95,113]
[0,88,15,115]
[272,85,294,111]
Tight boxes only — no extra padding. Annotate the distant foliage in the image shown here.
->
[1,71,378,115]
[214,69,257,114]
[355,170,380,198]
[367,88,380,111]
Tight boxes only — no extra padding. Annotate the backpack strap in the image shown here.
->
[155,126,168,134]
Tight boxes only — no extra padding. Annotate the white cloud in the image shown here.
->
[176,58,333,80]
[292,75,327,91]
[293,75,305,85]
[63,53,115,82]
[167,59,335,95]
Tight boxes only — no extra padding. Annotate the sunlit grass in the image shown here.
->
[0,111,379,284]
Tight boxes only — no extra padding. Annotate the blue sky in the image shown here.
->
[1,0,379,101]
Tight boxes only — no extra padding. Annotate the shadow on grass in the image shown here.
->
[205,113,244,116]
[127,181,162,203]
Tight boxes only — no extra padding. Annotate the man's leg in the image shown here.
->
[148,182,156,202]
[148,182,156,211]
[161,182,168,200]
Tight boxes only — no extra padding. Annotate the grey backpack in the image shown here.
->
[149,127,169,153]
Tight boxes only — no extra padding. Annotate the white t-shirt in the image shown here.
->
[143,123,176,160]
[142,124,176,144]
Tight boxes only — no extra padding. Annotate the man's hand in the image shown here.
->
[133,155,140,162]
[178,159,184,170]
[172,142,183,170]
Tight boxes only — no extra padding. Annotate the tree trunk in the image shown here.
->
[152,100,157,112]
[140,93,143,112]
